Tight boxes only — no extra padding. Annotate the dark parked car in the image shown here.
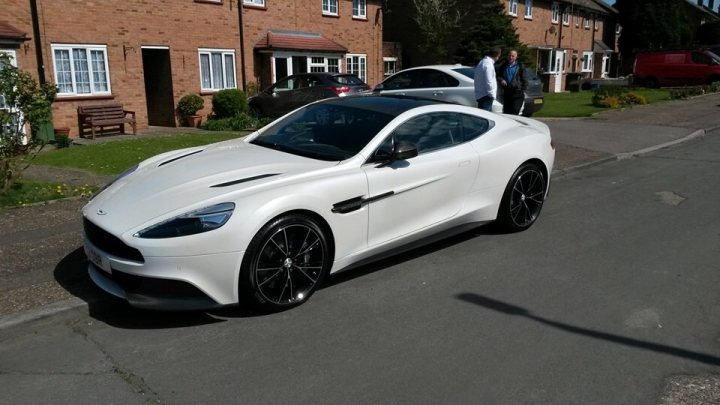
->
[249,73,370,118]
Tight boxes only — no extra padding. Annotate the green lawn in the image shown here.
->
[533,88,672,118]
[32,131,244,175]
[0,180,97,208]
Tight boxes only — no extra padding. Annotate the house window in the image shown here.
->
[345,54,367,82]
[51,44,110,96]
[595,19,599,31]
[540,49,564,73]
[562,8,570,26]
[551,2,560,23]
[310,56,327,72]
[328,58,340,72]
[524,0,532,18]
[581,52,593,72]
[352,0,366,18]
[323,0,338,15]
[199,49,237,91]
[243,0,264,6]
[508,0,518,16]
[383,57,397,76]
[584,17,590,29]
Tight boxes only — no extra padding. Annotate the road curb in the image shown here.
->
[0,297,87,331]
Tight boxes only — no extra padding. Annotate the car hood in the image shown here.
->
[84,139,335,233]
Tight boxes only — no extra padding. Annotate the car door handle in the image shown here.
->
[432,91,444,96]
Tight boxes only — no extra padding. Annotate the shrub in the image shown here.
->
[0,53,57,194]
[669,87,706,100]
[594,96,621,109]
[176,94,204,117]
[620,92,647,105]
[212,89,248,119]
[200,114,271,131]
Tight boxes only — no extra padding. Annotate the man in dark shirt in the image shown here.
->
[496,49,528,115]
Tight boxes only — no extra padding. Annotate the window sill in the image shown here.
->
[524,16,533,20]
[322,13,339,18]
[194,0,223,4]
[56,94,114,102]
[352,16,368,21]
[243,4,266,10]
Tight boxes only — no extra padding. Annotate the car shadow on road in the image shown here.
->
[457,292,720,366]
[53,247,244,329]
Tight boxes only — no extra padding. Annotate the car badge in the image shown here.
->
[97,209,108,216]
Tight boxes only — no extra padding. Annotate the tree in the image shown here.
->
[696,21,720,46]
[412,0,465,63]
[615,0,694,54]
[0,53,57,194]
[454,1,530,67]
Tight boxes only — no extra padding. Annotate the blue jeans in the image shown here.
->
[477,96,494,112]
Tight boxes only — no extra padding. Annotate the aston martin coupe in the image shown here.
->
[83,95,555,311]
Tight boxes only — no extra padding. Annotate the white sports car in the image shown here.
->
[83,95,555,311]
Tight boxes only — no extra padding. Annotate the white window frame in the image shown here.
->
[508,0,518,16]
[383,57,397,77]
[198,48,237,92]
[540,49,565,74]
[551,2,560,24]
[562,7,570,26]
[352,0,366,19]
[243,0,265,6]
[584,17,590,29]
[51,44,111,96]
[524,0,533,19]
[581,52,593,72]
[345,53,367,83]
[270,52,341,82]
[323,0,338,16]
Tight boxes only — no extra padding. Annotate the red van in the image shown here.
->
[633,49,720,87]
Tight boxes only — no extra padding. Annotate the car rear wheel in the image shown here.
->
[495,163,547,233]
[240,214,330,311]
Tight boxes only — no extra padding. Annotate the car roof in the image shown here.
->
[316,94,450,115]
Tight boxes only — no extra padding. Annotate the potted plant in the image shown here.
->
[177,94,204,127]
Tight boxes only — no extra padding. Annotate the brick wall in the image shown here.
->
[3,0,382,138]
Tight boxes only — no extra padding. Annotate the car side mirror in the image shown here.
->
[373,83,385,92]
[376,140,418,167]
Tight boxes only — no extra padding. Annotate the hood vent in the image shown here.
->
[158,150,204,167]
[211,173,280,188]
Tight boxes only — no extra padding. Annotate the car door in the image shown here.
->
[266,76,298,117]
[362,112,480,246]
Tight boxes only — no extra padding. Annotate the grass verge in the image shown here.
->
[533,88,671,118]
[0,180,97,208]
[32,131,244,175]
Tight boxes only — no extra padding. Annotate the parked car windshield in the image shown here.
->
[250,103,393,161]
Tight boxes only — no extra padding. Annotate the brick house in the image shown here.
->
[1,0,383,138]
[383,0,617,93]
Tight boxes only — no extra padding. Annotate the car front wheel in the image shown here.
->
[495,163,547,233]
[240,214,330,311]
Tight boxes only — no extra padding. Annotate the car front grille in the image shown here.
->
[83,217,145,263]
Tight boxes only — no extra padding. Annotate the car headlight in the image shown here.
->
[134,202,236,239]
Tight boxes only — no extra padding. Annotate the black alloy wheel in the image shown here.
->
[241,214,330,311]
[496,163,547,233]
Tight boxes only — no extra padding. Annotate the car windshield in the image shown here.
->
[250,103,394,161]
[453,67,475,80]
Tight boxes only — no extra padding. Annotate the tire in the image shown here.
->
[240,214,330,311]
[495,163,547,233]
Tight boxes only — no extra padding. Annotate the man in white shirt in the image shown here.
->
[474,47,501,112]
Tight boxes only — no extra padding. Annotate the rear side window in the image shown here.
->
[331,75,365,85]
[453,67,475,80]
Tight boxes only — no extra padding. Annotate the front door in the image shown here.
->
[363,112,479,246]
[554,50,565,93]
[142,47,175,126]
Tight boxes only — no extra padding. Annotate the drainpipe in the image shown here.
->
[29,0,46,84]
[237,0,247,90]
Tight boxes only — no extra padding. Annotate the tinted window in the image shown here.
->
[692,52,712,64]
[381,71,415,90]
[331,75,365,85]
[374,112,492,156]
[418,69,459,87]
[453,67,475,80]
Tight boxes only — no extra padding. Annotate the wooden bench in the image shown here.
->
[77,104,136,139]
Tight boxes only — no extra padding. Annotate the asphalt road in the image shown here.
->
[1,129,718,403]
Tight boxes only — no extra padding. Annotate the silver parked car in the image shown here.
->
[372,65,544,117]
